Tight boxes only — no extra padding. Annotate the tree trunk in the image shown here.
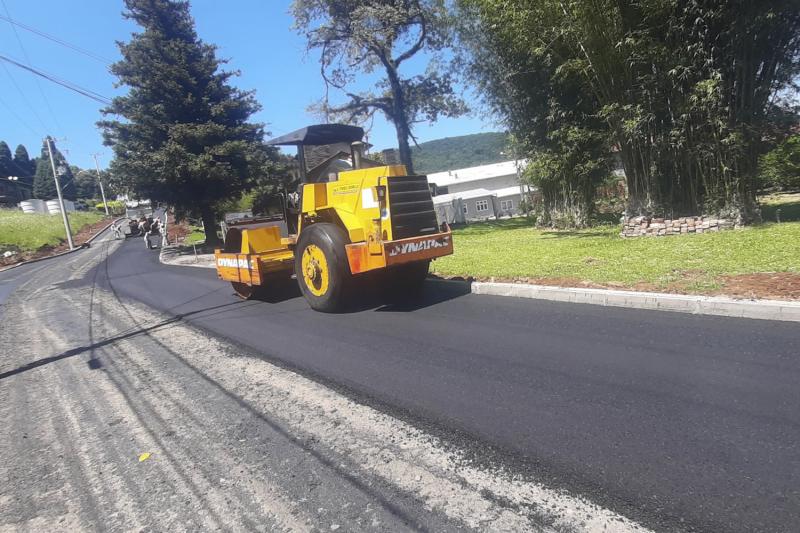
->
[384,61,414,174]
[200,205,221,247]
[394,120,414,175]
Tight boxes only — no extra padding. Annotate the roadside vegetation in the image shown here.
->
[461,1,800,227]
[184,227,205,245]
[433,194,800,297]
[0,209,104,252]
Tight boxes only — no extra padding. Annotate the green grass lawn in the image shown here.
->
[184,226,205,245]
[0,209,105,251]
[433,195,800,292]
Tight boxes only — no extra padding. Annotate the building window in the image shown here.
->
[476,199,489,212]
[500,199,513,211]
[462,203,468,215]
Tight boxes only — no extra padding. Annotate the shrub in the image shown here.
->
[97,200,126,215]
[759,135,800,190]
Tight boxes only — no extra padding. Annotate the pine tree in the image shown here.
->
[33,150,56,200]
[13,144,36,177]
[0,141,12,179]
[99,0,280,244]
[32,140,76,201]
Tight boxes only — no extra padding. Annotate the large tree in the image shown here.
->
[0,141,12,179]
[32,140,76,201]
[71,165,100,200]
[463,0,800,224]
[99,0,280,244]
[292,0,468,173]
[458,1,611,226]
[13,144,36,178]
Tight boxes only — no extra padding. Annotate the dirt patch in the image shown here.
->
[714,273,800,301]
[0,217,113,268]
[432,270,800,301]
[632,271,800,301]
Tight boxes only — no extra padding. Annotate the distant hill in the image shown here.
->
[409,132,511,174]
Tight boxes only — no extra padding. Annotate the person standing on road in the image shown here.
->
[145,218,161,249]
[139,217,151,248]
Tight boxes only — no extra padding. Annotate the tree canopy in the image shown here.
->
[99,0,281,243]
[462,0,800,226]
[293,0,468,173]
[70,165,101,200]
[0,141,38,201]
[13,145,36,178]
[0,142,12,179]
[33,139,76,201]
[760,134,800,190]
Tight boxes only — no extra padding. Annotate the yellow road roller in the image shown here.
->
[214,124,453,311]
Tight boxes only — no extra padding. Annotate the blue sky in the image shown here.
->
[0,0,496,171]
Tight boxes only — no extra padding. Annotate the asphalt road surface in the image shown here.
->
[1,232,798,532]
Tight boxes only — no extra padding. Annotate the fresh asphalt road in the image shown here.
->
[95,238,800,533]
[3,237,799,532]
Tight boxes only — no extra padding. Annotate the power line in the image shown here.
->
[0,92,39,137]
[1,0,63,135]
[0,60,49,132]
[0,53,112,105]
[0,12,113,65]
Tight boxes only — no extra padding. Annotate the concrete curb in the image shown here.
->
[158,213,215,269]
[0,217,122,273]
[471,281,800,323]
[159,245,216,269]
[88,218,124,244]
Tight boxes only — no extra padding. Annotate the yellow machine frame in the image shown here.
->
[214,163,452,288]
[215,165,453,285]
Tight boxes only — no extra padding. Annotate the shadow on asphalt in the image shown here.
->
[241,277,473,314]
[0,300,245,381]
[372,279,472,313]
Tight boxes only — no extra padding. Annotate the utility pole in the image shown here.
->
[45,136,74,250]
[92,153,109,215]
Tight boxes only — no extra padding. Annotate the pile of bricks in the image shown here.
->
[621,215,736,237]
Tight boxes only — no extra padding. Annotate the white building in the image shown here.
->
[427,160,532,223]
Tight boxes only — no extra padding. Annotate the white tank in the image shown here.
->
[45,199,76,214]
[45,199,61,214]
[19,199,47,214]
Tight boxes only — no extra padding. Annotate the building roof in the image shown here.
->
[492,185,532,197]
[426,160,525,187]
[432,188,496,205]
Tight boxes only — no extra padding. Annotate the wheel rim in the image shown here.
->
[301,244,329,297]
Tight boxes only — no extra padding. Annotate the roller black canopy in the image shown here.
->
[266,124,364,146]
